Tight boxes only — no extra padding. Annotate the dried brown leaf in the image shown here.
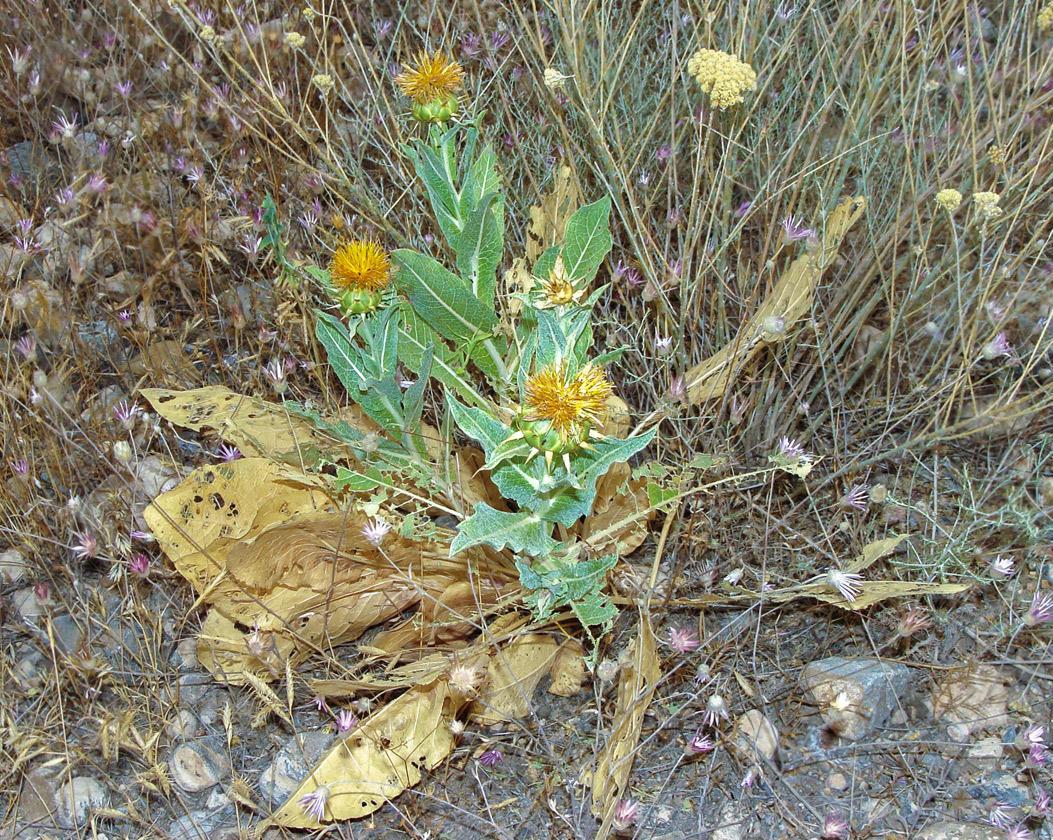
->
[590,610,660,825]
[581,477,654,558]
[684,197,866,405]
[548,639,586,698]
[470,633,560,725]
[526,165,581,263]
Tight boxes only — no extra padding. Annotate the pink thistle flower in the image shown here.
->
[478,747,503,768]
[989,801,1018,828]
[778,436,807,460]
[669,374,687,404]
[734,200,752,218]
[311,695,330,713]
[703,693,730,727]
[298,786,329,822]
[115,80,133,97]
[686,731,716,755]
[666,626,700,654]
[982,331,1016,361]
[128,553,150,576]
[990,555,1015,577]
[821,811,850,839]
[656,143,672,162]
[336,709,358,733]
[1025,591,1053,626]
[11,458,29,476]
[113,400,141,429]
[216,444,241,461]
[781,214,816,243]
[361,518,392,547]
[1025,743,1049,769]
[117,309,133,323]
[34,581,51,603]
[1032,787,1051,817]
[51,111,78,140]
[87,173,108,193]
[1005,824,1032,840]
[72,531,98,560]
[896,607,931,638]
[841,483,870,511]
[612,799,640,832]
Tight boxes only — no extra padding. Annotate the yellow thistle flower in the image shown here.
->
[329,240,391,315]
[934,188,962,212]
[687,49,757,110]
[537,257,585,308]
[396,51,464,105]
[525,361,612,443]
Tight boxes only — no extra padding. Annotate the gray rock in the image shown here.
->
[51,613,85,654]
[167,804,236,840]
[172,637,199,671]
[966,770,1030,807]
[14,767,60,829]
[55,776,110,828]
[13,648,46,689]
[169,735,231,792]
[800,656,912,740]
[917,822,1003,840]
[257,731,333,806]
[166,709,202,740]
[0,547,28,583]
[11,586,46,620]
[711,801,750,840]
[178,673,213,705]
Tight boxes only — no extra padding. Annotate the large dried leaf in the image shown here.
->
[146,458,457,684]
[548,639,587,698]
[470,633,560,725]
[683,196,866,405]
[526,165,581,263]
[141,385,359,465]
[309,654,453,696]
[581,475,654,558]
[266,680,465,828]
[590,610,660,825]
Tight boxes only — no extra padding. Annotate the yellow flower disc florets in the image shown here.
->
[525,361,612,440]
[934,188,962,212]
[395,51,464,105]
[329,240,391,292]
[687,49,757,110]
[1039,2,1053,31]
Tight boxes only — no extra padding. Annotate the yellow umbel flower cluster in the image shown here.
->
[972,191,1002,221]
[934,188,962,212]
[687,49,757,110]
[1039,2,1053,30]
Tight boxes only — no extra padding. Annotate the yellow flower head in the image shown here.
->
[972,191,1002,220]
[396,51,464,105]
[329,240,391,292]
[525,361,612,438]
[1039,2,1053,30]
[687,49,757,110]
[538,257,584,307]
[934,188,962,212]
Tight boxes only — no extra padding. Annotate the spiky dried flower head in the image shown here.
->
[447,661,482,696]
[935,188,962,212]
[537,257,585,308]
[524,361,612,445]
[687,49,757,109]
[329,239,391,314]
[396,51,463,121]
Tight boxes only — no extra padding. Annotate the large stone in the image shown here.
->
[167,804,238,840]
[55,776,110,828]
[257,731,333,806]
[800,657,912,740]
[11,586,47,620]
[711,801,750,840]
[51,613,85,655]
[0,547,29,583]
[930,665,1009,738]
[169,735,231,792]
[731,710,778,761]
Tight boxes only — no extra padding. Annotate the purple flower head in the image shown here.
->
[113,400,142,428]
[51,112,78,140]
[372,18,393,40]
[612,799,639,831]
[666,626,700,654]
[735,200,752,218]
[72,531,98,560]
[981,331,1016,361]
[16,334,36,359]
[336,709,358,733]
[87,173,108,193]
[656,143,672,163]
[703,693,730,727]
[1026,591,1053,626]
[781,214,816,243]
[478,747,503,768]
[11,458,29,476]
[298,786,329,822]
[841,483,870,511]
[128,553,150,576]
[490,30,510,52]
[362,518,392,547]
[687,731,716,755]
[460,31,482,58]
[821,812,849,839]
[1032,788,1051,817]
[116,80,133,97]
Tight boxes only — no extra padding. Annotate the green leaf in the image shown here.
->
[450,503,557,557]
[392,249,497,344]
[533,244,561,280]
[456,192,503,307]
[481,434,534,471]
[369,306,401,378]
[333,466,384,492]
[401,345,432,432]
[315,311,373,392]
[561,196,612,284]
[445,397,511,456]
[397,304,487,409]
[404,141,462,245]
[647,482,679,508]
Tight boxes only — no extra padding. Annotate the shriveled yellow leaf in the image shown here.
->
[470,633,560,725]
[548,639,586,698]
[526,165,581,263]
[196,608,299,684]
[600,395,632,439]
[309,654,453,696]
[141,385,359,465]
[809,580,970,611]
[266,681,465,828]
[683,196,866,405]
[846,533,909,573]
[590,610,660,826]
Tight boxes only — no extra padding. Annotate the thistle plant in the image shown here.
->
[285,60,655,640]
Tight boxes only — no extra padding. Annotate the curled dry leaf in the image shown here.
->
[580,473,654,558]
[645,196,866,411]
[266,680,465,828]
[526,164,582,263]
[141,384,359,465]
[589,610,660,825]
[145,458,457,684]
[548,638,587,698]
[470,633,560,725]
